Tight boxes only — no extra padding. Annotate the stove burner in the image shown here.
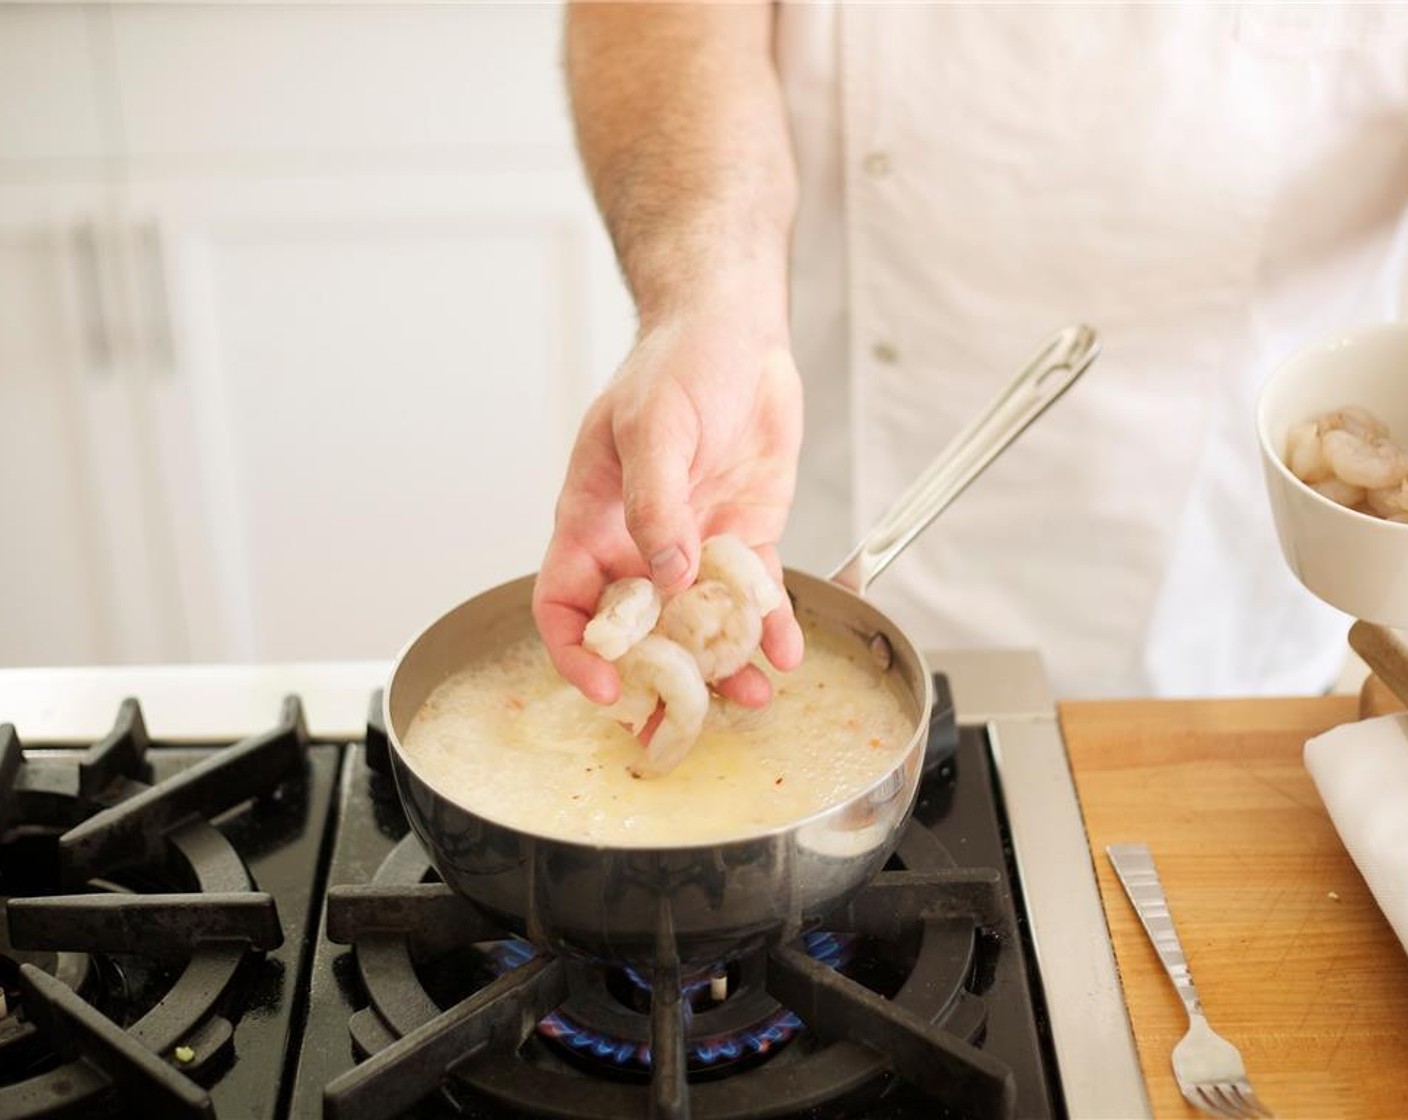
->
[484,930,858,1074]
[325,822,1019,1120]
[0,699,303,1119]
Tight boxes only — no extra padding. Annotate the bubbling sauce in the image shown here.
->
[400,621,918,846]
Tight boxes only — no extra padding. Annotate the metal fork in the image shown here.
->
[1107,844,1275,1119]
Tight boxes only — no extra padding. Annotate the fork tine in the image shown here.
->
[1190,1085,1241,1119]
[1180,1085,1222,1118]
[1232,1082,1276,1119]
[1211,1083,1258,1118]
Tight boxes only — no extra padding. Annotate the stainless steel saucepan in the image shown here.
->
[384,324,1099,966]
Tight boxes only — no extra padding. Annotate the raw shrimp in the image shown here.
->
[1285,421,1331,484]
[610,635,710,777]
[1320,406,1389,441]
[589,535,783,765]
[1311,477,1367,509]
[658,580,764,682]
[1321,428,1406,491]
[582,578,661,661]
[697,535,785,614]
[656,534,782,682]
[1367,480,1408,520]
[1285,406,1408,523]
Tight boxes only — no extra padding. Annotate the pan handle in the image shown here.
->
[829,323,1100,595]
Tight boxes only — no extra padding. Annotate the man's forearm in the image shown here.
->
[565,2,796,335]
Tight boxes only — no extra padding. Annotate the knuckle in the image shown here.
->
[623,489,668,532]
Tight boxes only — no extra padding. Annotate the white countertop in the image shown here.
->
[0,660,392,742]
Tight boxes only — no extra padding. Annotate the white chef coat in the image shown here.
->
[775,2,1408,697]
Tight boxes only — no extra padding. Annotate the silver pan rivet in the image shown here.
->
[868,632,893,671]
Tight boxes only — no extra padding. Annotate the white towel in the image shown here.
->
[1304,713,1408,956]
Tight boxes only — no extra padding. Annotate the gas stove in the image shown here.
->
[0,653,1148,1119]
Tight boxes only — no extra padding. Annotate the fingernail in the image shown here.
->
[650,546,687,587]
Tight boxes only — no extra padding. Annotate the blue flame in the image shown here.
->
[622,963,712,1000]
[802,929,849,970]
[491,939,536,970]
[539,1010,647,1064]
[486,932,855,1069]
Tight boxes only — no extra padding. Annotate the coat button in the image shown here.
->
[872,341,899,364]
[862,151,892,179]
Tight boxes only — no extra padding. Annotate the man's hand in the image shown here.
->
[540,1,801,708]
[533,310,805,708]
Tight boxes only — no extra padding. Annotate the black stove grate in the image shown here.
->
[0,697,338,1120]
[58,696,309,885]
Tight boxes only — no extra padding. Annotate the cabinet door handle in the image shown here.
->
[73,221,114,375]
[141,221,176,375]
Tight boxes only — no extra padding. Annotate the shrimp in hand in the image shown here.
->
[658,580,764,682]
[579,535,789,776]
[610,635,710,777]
[657,534,785,683]
[697,534,785,614]
[582,577,661,661]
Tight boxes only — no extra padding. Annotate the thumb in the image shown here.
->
[616,422,699,593]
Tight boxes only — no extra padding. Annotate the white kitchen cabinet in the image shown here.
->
[0,188,113,666]
[0,186,186,666]
[0,4,110,167]
[0,5,181,667]
[0,2,635,667]
[126,170,629,662]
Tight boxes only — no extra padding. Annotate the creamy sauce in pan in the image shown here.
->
[400,621,917,846]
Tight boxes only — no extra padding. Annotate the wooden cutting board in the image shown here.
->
[1060,696,1408,1120]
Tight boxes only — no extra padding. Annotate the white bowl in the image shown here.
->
[1257,322,1408,626]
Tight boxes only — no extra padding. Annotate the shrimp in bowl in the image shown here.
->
[1284,406,1408,520]
[1257,322,1408,626]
